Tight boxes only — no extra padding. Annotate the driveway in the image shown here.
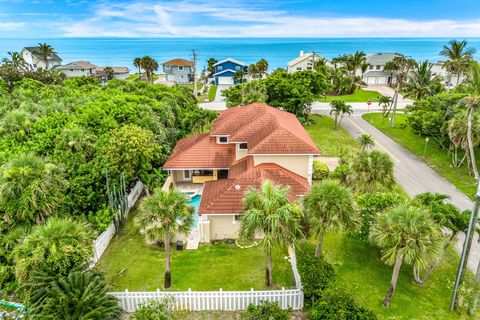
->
[366,85,414,103]
[214,84,232,102]
[317,110,478,272]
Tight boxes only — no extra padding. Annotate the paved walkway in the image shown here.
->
[366,85,414,103]
[214,84,231,102]
[318,111,478,272]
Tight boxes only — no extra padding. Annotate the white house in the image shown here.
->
[430,61,465,88]
[362,53,400,85]
[287,51,329,73]
[95,66,130,80]
[54,61,97,78]
[20,46,62,70]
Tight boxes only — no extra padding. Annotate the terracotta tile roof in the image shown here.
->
[198,157,309,214]
[163,58,194,67]
[163,133,236,169]
[211,103,320,154]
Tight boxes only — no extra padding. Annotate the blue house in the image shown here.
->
[212,58,248,85]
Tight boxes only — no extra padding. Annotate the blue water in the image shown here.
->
[188,195,201,228]
[2,38,480,71]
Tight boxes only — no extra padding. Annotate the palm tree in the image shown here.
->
[379,96,393,117]
[207,57,217,76]
[248,64,258,80]
[370,204,442,307]
[357,133,375,151]
[133,57,142,77]
[303,179,356,258]
[440,40,476,87]
[135,188,194,289]
[13,217,94,282]
[0,153,68,225]
[28,270,122,319]
[233,70,246,83]
[239,180,303,287]
[447,110,479,168]
[346,51,367,92]
[256,58,269,78]
[384,55,416,127]
[329,99,353,130]
[104,66,115,80]
[350,150,395,193]
[404,60,443,100]
[1,52,27,71]
[33,43,56,70]
[140,56,159,84]
[410,193,468,284]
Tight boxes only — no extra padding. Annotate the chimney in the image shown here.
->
[300,50,304,57]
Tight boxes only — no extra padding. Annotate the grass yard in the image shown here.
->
[322,232,474,319]
[208,85,217,101]
[362,113,477,198]
[95,211,294,292]
[305,114,358,156]
[322,89,384,102]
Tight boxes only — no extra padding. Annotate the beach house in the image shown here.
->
[20,46,62,70]
[162,58,194,84]
[212,58,248,85]
[287,51,328,73]
[163,103,320,242]
[362,52,400,85]
[55,61,98,77]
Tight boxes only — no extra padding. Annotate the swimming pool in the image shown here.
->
[187,195,201,228]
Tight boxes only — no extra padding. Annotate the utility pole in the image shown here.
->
[451,180,480,311]
[192,49,198,97]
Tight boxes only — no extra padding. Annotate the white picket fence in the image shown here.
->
[90,181,145,266]
[110,288,304,312]
[289,244,302,290]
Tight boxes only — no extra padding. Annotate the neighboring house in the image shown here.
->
[163,103,320,242]
[96,66,130,80]
[430,61,465,87]
[162,58,194,84]
[21,46,62,70]
[212,58,248,85]
[362,52,400,85]
[54,61,97,78]
[287,51,329,73]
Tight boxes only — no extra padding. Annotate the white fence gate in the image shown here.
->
[110,288,304,312]
[90,181,145,266]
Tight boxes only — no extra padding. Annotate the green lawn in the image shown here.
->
[362,113,477,198]
[208,85,218,101]
[95,211,294,291]
[322,232,474,319]
[178,83,204,91]
[321,89,384,102]
[305,115,358,156]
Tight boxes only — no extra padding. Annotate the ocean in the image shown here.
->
[1,38,480,72]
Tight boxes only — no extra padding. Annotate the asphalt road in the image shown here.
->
[318,110,478,272]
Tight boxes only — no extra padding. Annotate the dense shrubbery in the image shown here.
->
[312,161,329,180]
[241,301,292,320]
[131,299,175,320]
[296,244,376,319]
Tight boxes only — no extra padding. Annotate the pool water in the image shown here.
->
[187,195,201,228]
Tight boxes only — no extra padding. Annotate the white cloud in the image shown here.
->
[57,1,480,37]
[0,21,25,30]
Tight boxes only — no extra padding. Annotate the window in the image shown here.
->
[217,136,229,144]
[183,170,191,180]
[69,69,74,72]
[179,66,184,71]
[235,66,241,71]
[193,170,213,176]
[307,67,312,70]
[238,143,248,150]
[233,215,242,224]
[296,67,302,70]
[217,66,223,71]
[81,69,85,72]
[376,65,381,70]
[369,65,374,70]
[165,65,170,70]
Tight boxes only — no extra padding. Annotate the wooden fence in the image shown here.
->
[90,181,145,266]
[110,288,304,312]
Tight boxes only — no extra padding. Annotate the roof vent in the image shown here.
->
[235,184,241,190]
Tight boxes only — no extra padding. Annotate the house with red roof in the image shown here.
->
[163,103,320,242]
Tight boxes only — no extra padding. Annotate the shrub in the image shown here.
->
[330,164,350,184]
[307,288,377,320]
[313,161,329,180]
[241,301,292,320]
[297,244,336,306]
[131,299,175,320]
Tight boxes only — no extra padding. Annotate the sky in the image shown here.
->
[1,0,480,38]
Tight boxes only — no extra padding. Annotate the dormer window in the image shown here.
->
[238,143,247,150]
[217,136,229,144]
[217,66,223,71]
